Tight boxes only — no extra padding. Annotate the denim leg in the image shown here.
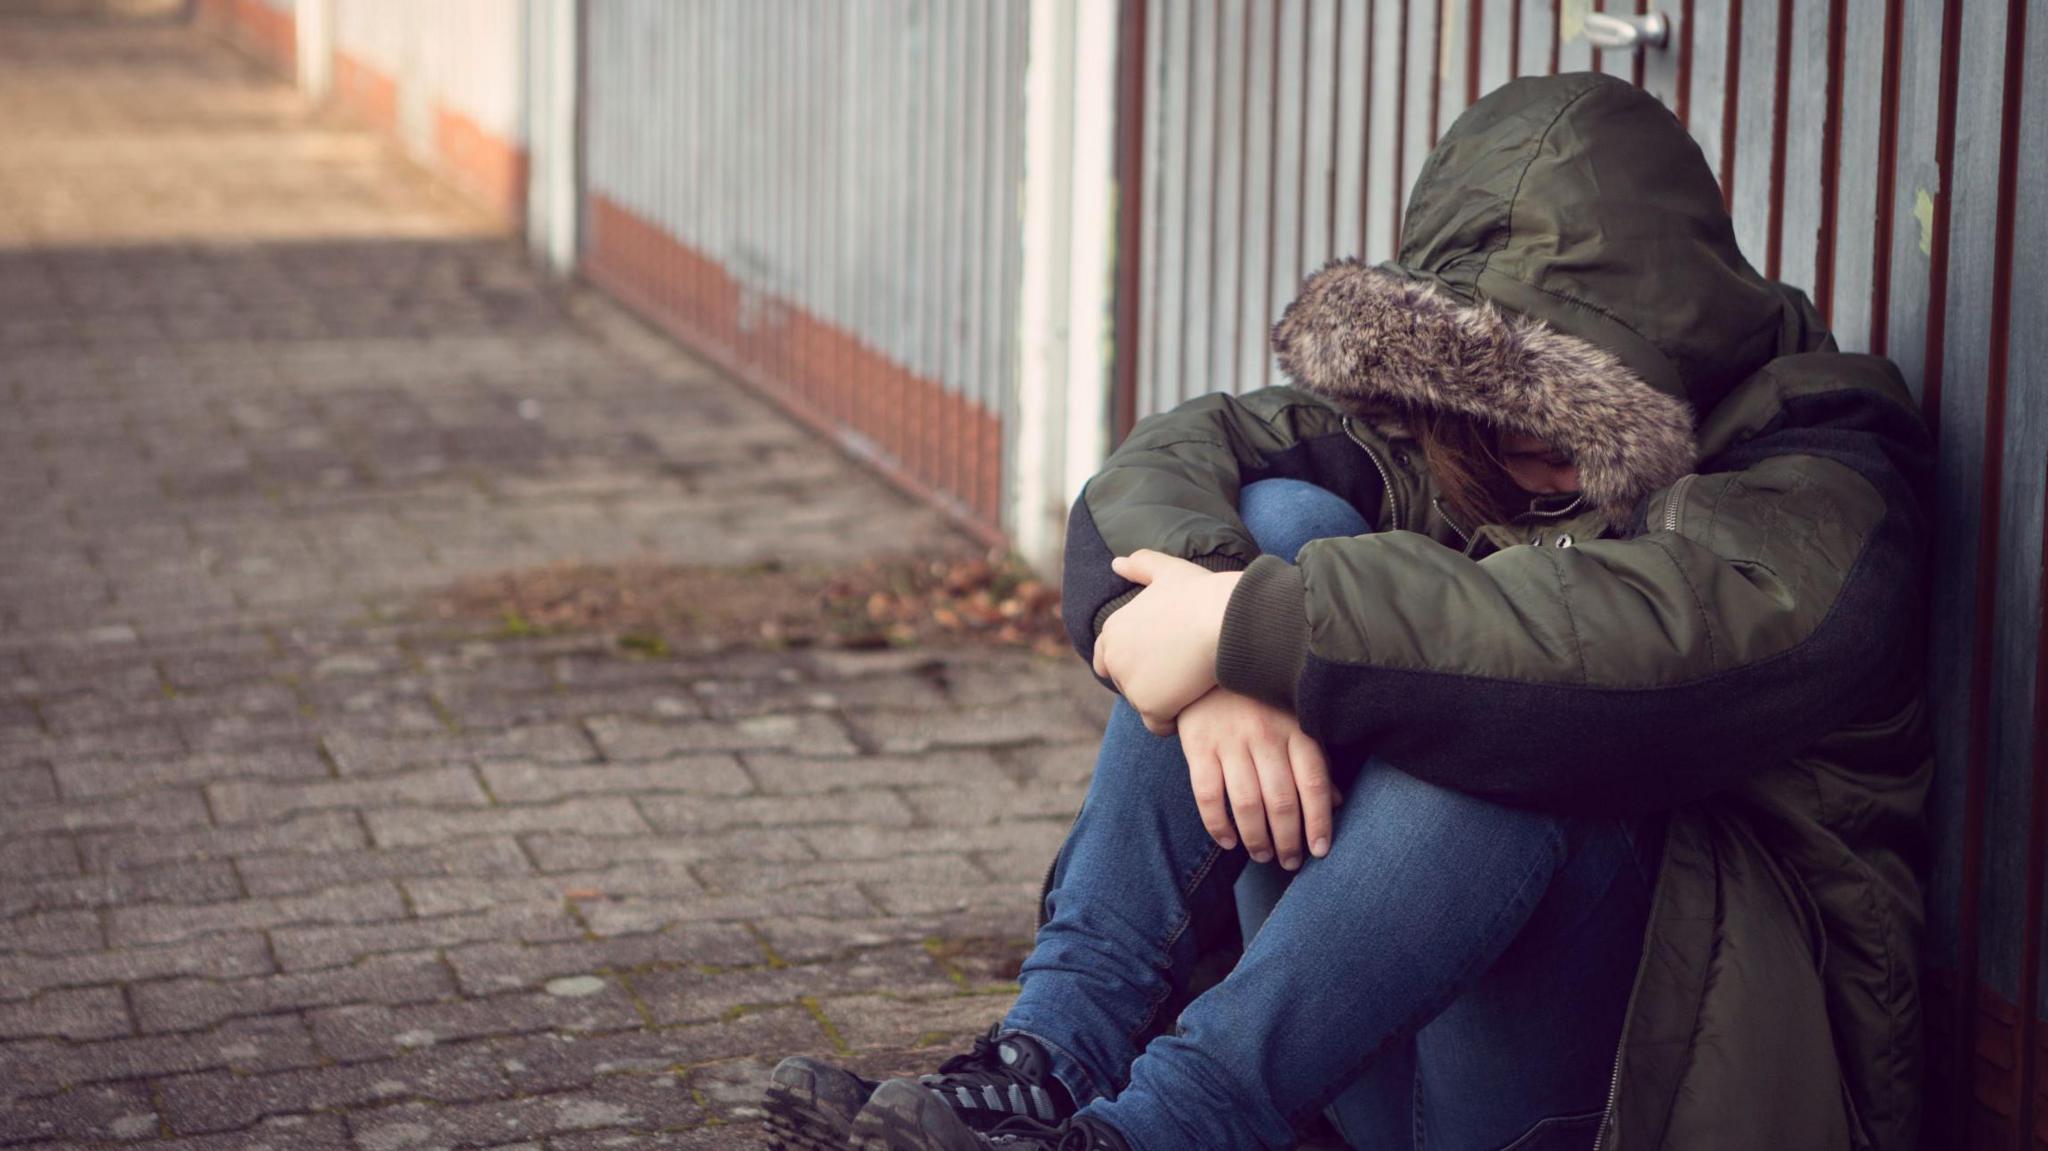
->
[1229,480,1412,1147]
[1230,476,1372,942]
[1003,698,1247,1105]
[1235,477,1373,558]
[1079,761,1580,1150]
[1004,479,1373,1105]
[1407,814,1660,1150]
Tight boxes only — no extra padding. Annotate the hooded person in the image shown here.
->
[765,71,1932,1151]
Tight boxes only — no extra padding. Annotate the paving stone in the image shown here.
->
[310,987,644,1062]
[0,788,211,836]
[477,755,751,803]
[132,952,454,1033]
[628,946,958,1027]
[0,833,83,880]
[865,879,1045,919]
[271,903,585,972]
[490,1007,824,1092]
[550,1123,749,1150]
[0,1016,320,1103]
[819,991,1022,1054]
[367,797,650,847]
[41,1114,351,1151]
[0,932,273,999]
[755,914,1036,966]
[575,886,874,938]
[693,671,949,719]
[208,766,488,824]
[157,1047,510,1134]
[586,713,857,760]
[2,859,243,915]
[0,761,60,803]
[521,829,814,873]
[399,862,711,917]
[445,922,763,995]
[0,908,104,956]
[83,809,370,871]
[901,782,1092,827]
[0,1081,158,1144]
[742,750,1011,794]
[347,1076,703,1150]
[57,746,332,798]
[236,834,532,897]
[798,819,1073,866]
[109,882,407,946]
[695,852,989,897]
[636,790,916,835]
[846,699,1103,754]
[0,984,132,1040]
[321,725,596,776]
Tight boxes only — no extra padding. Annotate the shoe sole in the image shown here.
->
[851,1079,978,1151]
[762,1067,859,1151]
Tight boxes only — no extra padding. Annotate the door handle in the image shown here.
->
[1581,11,1671,52]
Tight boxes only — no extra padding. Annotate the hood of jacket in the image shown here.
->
[1272,72,1806,528]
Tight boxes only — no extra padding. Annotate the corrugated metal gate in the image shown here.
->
[578,0,1031,536]
[1114,3,2044,1147]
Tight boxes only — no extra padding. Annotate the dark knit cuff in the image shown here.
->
[1215,555,1310,712]
[1089,552,1250,641]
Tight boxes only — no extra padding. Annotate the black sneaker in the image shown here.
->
[916,1026,1074,1126]
[765,1055,882,1151]
[765,1027,1073,1148]
[853,1079,1130,1151]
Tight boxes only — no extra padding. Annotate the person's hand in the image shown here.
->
[1091,550,1241,735]
[1177,688,1338,869]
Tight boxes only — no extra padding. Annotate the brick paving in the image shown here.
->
[0,13,1108,1148]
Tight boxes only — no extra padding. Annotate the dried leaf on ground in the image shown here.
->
[425,551,1069,657]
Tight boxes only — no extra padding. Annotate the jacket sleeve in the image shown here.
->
[1061,386,1377,667]
[1214,366,1932,815]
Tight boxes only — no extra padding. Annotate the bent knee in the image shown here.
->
[1238,478,1371,560]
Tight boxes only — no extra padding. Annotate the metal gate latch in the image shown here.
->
[1581,11,1671,52]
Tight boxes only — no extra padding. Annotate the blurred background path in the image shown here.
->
[0,8,1106,1147]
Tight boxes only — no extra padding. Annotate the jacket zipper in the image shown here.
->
[1590,1024,1628,1151]
[1341,416,1403,530]
[1431,498,1476,551]
[1661,473,1699,534]
[1590,819,1677,1151]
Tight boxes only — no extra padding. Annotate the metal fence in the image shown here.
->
[579,0,1031,534]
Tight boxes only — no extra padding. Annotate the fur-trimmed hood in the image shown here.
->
[1273,73,1815,528]
[1272,261,1696,526]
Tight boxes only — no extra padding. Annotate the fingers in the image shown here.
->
[1252,738,1304,870]
[1290,731,1335,859]
[1185,741,1238,851]
[1109,550,1158,586]
[1220,745,1272,864]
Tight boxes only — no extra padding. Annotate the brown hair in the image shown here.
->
[1411,408,1527,531]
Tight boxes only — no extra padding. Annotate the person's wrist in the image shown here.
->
[1199,570,1243,669]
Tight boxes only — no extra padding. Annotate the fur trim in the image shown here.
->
[1272,260,1698,527]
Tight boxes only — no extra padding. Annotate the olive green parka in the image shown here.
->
[1060,74,1932,1151]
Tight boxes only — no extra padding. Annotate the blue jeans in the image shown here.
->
[1005,479,1660,1150]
